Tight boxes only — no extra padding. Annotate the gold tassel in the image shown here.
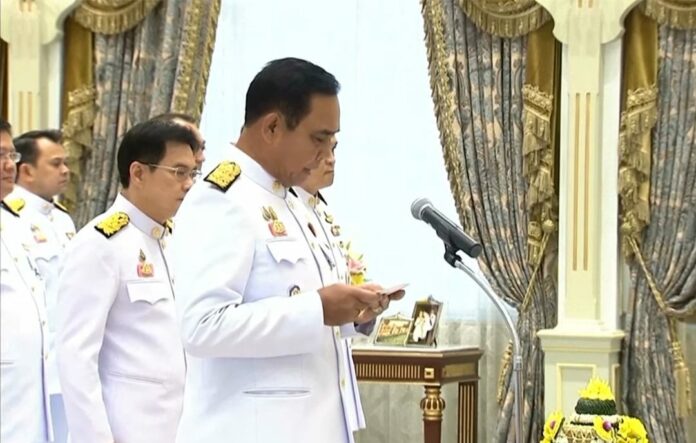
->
[497,341,513,405]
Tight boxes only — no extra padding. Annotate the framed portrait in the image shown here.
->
[405,296,442,347]
[373,314,413,346]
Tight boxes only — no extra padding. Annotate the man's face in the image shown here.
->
[20,137,70,200]
[270,94,340,187]
[299,144,336,194]
[0,131,17,199]
[139,141,197,222]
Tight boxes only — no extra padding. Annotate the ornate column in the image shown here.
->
[0,0,80,131]
[535,0,641,416]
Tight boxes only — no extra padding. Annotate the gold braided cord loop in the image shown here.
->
[458,0,551,37]
[74,0,162,35]
[641,0,696,30]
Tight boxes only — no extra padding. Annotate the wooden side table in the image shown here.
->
[352,345,483,443]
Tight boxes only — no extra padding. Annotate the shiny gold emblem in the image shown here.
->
[137,249,154,277]
[331,224,341,237]
[204,161,241,192]
[94,212,130,239]
[323,211,334,224]
[262,206,287,237]
[7,198,25,214]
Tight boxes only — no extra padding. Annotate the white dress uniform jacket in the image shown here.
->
[172,146,353,443]
[55,194,185,443]
[1,201,52,443]
[292,187,368,434]
[7,185,76,396]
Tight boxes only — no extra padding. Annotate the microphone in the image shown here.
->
[411,197,482,258]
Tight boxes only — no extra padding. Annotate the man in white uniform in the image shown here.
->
[56,119,200,443]
[8,129,75,443]
[172,58,396,443]
[0,119,52,443]
[292,141,405,437]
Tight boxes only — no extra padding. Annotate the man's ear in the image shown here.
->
[260,112,282,143]
[18,163,34,181]
[129,161,145,187]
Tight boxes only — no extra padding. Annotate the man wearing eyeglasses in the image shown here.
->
[1,119,53,443]
[55,119,199,443]
[6,129,75,443]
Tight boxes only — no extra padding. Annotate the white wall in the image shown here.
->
[200,0,488,320]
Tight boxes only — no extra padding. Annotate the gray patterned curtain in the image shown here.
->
[73,0,221,227]
[623,23,696,443]
[421,1,558,441]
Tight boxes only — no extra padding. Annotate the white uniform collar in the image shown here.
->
[229,144,287,198]
[294,187,321,210]
[112,194,170,240]
[12,185,54,215]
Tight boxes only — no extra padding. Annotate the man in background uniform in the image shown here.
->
[8,129,75,443]
[56,119,200,443]
[0,119,52,443]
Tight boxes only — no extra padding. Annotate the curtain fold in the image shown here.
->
[68,0,221,227]
[622,20,696,442]
[458,0,551,38]
[421,0,560,441]
[61,17,96,213]
[0,39,7,121]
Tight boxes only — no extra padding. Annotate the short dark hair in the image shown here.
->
[244,57,340,130]
[14,129,63,169]
[0,119,13,136]
[117,119,199,187]
[151,112,197,125]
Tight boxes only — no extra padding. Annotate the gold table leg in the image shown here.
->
[420,385,445,443]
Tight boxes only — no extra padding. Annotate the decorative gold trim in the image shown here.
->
[424,367,436,379]
[420,386,446,421]
[421,0,471,232]
[584,93,591,271]
[73,0,162,35]
[355,363,421,381]
[458,0,552,38]
[497,341,512,405]
[172,0,222,121]
[573,93,580,270]
[442,363,475,378]
[640,0,696,30]
[619,85,657,254]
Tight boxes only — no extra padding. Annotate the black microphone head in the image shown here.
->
[410,197,432,220]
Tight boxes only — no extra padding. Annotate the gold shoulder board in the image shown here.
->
[54,201,70,214]
[7,198,25,214]
[94,212,130,239]
[204,161,241,192]
[1,200,21,217]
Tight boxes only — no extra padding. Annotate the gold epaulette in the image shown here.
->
[1,200,20,217]
[54,201,70,214]
[94,212,130,239]
[204,161,241,192]
[7,198,25,214]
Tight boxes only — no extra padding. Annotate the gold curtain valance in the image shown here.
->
[74,0,162,35]
[458,0,551,37]
[640,0,696,30]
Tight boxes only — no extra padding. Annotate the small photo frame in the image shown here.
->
[373,314,413,346]
[406,296,442,347]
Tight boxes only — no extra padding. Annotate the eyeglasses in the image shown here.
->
[147,164,202,182]
[0,151,21,163]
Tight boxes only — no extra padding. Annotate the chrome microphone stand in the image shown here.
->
[443,244,523,443]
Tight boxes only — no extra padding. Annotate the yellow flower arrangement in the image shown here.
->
[593,416,615,442]
[579,378,615,401]
[344,241,366,285]
[540,411,564,443]
[616,417,648,443]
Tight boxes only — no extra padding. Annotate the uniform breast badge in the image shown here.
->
[137,249,154,277]
[323,211,334,224]
[330,224,341,237]
[31,225,47,243]
[288,285,301,297]
[262,206,287,237]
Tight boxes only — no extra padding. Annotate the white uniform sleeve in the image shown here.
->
[173,188,325,359]
[56,234,118,443]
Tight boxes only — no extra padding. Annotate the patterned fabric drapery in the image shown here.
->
[458,0,551,37]
[640,0,696,30]
[73,0,162,35]
[421,0,559,441]
[65,0,221,227]
[622,21,696,442]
